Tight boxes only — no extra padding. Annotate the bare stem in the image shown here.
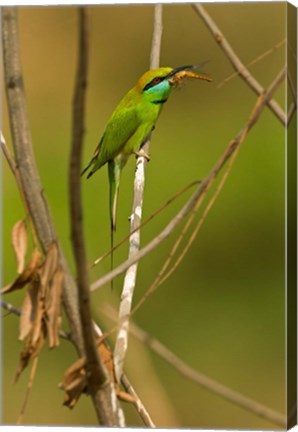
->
[2,7,84,355]
[92,322,154,427]
[121,373,156,428]
[68,8,122,426]
[1,300,21,317]
[150,4,163,69]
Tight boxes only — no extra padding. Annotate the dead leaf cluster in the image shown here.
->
[59,337,135,408]
[2,220,64,382]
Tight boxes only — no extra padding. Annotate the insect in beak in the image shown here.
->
[167,64,212,86]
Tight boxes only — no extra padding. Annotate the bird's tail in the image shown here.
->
[110,225,115,291]
[81,137,103,177]
[81,159,93,177]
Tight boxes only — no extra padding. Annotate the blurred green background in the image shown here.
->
[2,2,287,428]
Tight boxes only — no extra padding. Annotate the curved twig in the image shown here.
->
[91,180,200,267]
[192,3,286,125]
[113,4,163,384]
[121,374,156,428]
[217,39,285,89]
[69,8,122,426]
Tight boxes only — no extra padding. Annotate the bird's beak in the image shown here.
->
[167,64,212,85]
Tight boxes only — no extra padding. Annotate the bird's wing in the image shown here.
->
[100,102,142,161]
[84,98,142,177]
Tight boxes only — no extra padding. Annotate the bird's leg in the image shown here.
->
[134,129,153,161]
[133,149,151,161]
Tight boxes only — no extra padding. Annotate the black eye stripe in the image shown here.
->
[143,76,166,92]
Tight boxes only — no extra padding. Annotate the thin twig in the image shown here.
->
[1,131,38,248]
[69,8,122,426]
[1,300,72,340]
[217,39,285,89]
[150,3,163,69]
[2,7,84,355]
[91,180,200,267]
[90,68,285,293]
[113,4,163,384]
[121,374,156,428]
[1,130,42,257]
[158,131,242,287]
[103,304,285,428]
[192,3,286,125]
[92,322,155,427]
[1,300,21,316]
[1,131,17,175]
[16,356,39,425]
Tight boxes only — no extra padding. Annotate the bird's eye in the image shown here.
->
[152,77,161,84]
[143,76,164,92]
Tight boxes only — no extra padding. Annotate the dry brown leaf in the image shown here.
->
[39,242,59,297]
[14,325,45,383]
[19,291,33,341]
[1,248,42,294]
[59,338,134,408]
[12,219,28,274]
[45,268,64,348]
[19,281,39,341]
[10,244,64,387]
[61,376,88,409]
[59,356,87,408]
[98,340,116,381]
[96,342,135,402]
[31,285,44,346]
[61,356,86,386]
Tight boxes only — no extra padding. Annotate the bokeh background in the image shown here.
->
[2,2,289,428]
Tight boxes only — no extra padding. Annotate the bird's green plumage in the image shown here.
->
[81,68,173,260]
[82,67,174,180]
[81,65,210,283]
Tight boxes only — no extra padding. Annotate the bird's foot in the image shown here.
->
[134,149,151,161]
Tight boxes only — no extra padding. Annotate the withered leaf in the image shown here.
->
[98,340,116,381]
[97,342,135,403]
[59,356,87,409]
[45,268,64,348]
[61,375,88,409]
[14,324,45,383]
[61,356,86,387]
[19,280,39,341]
[31,284,44,346]
[39,242,59,297]
[1,248,42,294]
[59,338,135,409]
[12,219,28,274]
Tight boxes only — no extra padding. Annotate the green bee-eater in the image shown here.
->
[82,65,212,275]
